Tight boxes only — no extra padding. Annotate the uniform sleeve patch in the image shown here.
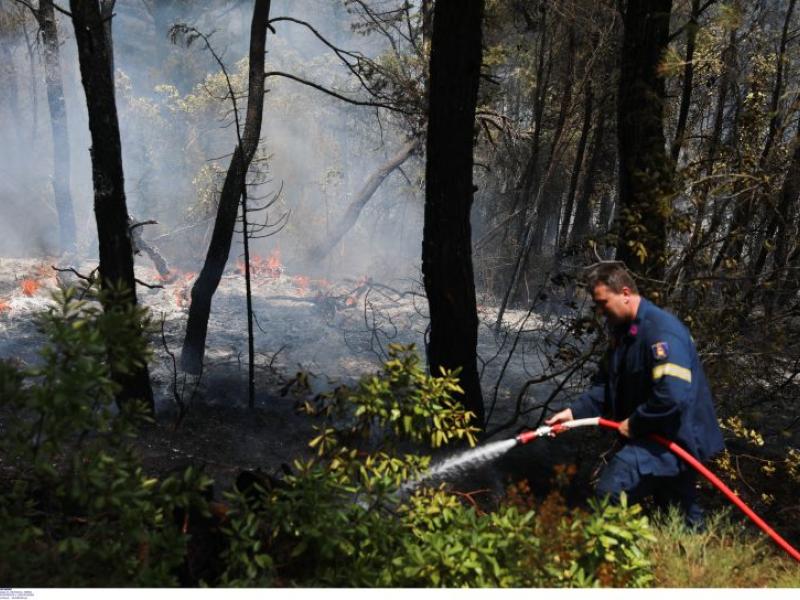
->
[652,362,692,384]
[651,341,669,361]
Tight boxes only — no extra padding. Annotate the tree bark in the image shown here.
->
[69,0,153,412]
[615,0,674,285]
[670,0,700,164]
[422,0,485,428]
[181,0,270,375]
[39,0,76,255]
[559,81,593,248]
[309,138,419,261]
[531,26,576,254]
[759,0,796,167]
[571,93,607,244]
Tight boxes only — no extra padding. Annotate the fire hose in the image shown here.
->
[516,417,800,563]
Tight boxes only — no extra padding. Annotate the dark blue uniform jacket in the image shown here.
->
[571,297,725,476]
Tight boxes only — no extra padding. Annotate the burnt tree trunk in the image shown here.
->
[559,81,593,248]
[531,26,575,254]
[570,93,607,244]
[670,0,700,164]
[181,0,270,375]
[615,0,674,286]
[69,0,153,412]
[715,0,795,271]
[39,0,76,255]
[309,138,419,261]
[422,0,485,428]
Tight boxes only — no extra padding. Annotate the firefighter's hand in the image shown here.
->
[545,408,573,426]
[618,418,631,438]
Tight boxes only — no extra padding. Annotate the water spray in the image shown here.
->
[516,417,800,563]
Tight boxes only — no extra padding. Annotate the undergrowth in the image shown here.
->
[0,285,797,587]
[645,509,800,587]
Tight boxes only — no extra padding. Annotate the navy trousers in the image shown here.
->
[596,452,704,528]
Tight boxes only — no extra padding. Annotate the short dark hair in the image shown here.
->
[585,262,638,294]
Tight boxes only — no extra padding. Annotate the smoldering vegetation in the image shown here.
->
[0,0,423,281]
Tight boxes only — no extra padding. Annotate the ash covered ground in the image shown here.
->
[0,254,595,497]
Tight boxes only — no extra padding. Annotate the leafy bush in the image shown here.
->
[0,286,211,586]
[217,343,657,587]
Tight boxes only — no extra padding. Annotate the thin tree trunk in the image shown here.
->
[40,0,76,255]
[181,0,270,375]
[680,24,735,278]
[531,26,576,254]
[510,9,550,249]
[571,95,607,244]
[753,119,800,286]
[760,0,796,167]
[670,0,700,164]
[423,0,485,428]
[309,138,419,261]
[0,41,23,152]
[559,81,593,248]
[69,0,153,412]
[615,0,674,285]
[715,0,795,271]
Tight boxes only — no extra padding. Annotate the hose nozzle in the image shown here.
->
[516,425,559,445]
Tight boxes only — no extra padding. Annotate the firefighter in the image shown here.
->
[546,262,724,527]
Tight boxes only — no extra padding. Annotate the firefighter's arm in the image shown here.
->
[628,330,693,437]
[569,362,609,420]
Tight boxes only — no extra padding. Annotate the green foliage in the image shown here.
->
[216,344,658,587]
[0,286,211,586]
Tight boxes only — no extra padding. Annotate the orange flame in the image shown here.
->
[21,279,40,296]
[0,299,10,313]
[238,248,283,279]
[293,275,310,292]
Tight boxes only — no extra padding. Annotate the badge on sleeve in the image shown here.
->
[651,341,669,361]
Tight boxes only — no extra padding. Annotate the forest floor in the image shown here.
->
[2,255,799,550]
[0,255,583,499]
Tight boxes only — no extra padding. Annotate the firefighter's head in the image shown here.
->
[585,262,639,326]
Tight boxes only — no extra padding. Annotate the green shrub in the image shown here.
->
[218,343,657,587]
[0,286,211,586]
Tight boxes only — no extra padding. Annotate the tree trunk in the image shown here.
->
[670,0,700,164]
[40,0,76,255]
[571,93,607,244]
[0,41,22,153]
[760,0,796,167]
[422,0,485,428]
[559,81,593,248]
[181,0,270,375]
[309,138,419,261]
[615,0,674,286]
[69,0,153,412]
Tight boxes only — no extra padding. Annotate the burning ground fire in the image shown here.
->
[0,255,548,426]
[0,262,58,314]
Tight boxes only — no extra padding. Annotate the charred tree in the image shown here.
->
[615,0,674,285]
[670,0,700,164]
[38,0,77,255]
[531,26,575,255]
[559,81,593,249]
[69,0,153,412]
[422,0,486,428]
[309,138,419,261]
[570,92,608,245]
[181,0,270,375]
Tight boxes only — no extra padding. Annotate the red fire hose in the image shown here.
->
[516,417,800,563]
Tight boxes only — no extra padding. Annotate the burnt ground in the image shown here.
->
[3,255,799,551]
[0,255,580,501]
